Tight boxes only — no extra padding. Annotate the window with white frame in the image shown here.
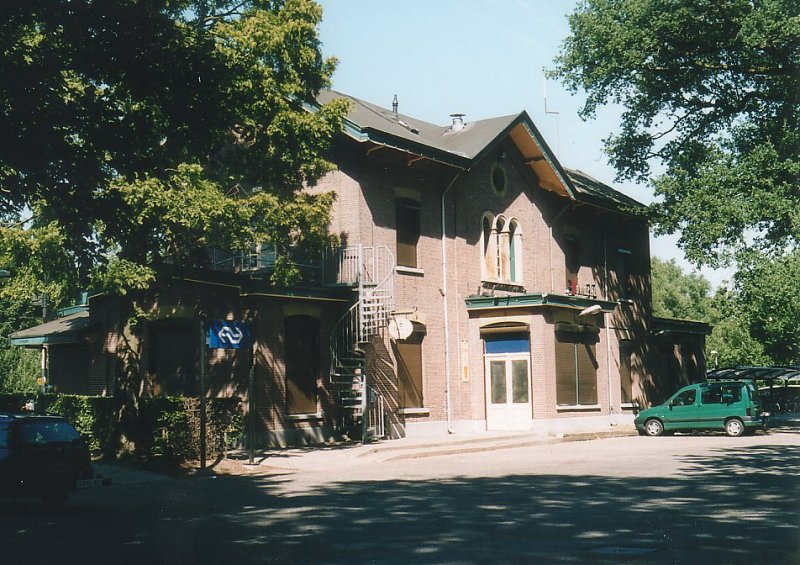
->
[396,197,421,268]
[507,219,522,283]
[481,213,496,281]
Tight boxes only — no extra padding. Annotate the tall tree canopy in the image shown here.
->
[0,0,347,293]
[733,249,800,364]
[553,0,799,267]
[649,256,776,367]
[650,257,713,320]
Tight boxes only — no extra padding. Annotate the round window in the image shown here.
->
[491,162,507,195]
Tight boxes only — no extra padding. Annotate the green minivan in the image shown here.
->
[635,380,766,437]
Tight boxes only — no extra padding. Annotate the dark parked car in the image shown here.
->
[0,412,103,505]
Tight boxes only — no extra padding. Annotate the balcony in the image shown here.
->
[565,279,598,299]
[208,244,393,290]
[322,245,393,288]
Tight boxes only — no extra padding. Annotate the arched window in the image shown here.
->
[480,214,523,284]
[508,219,523,283]
[481,213,496,281]
[495,216,507,280]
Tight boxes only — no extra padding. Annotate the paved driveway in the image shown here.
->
[2,421,798,564]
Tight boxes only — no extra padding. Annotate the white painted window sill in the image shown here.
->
[286,413,323,421]
[398,408,430,416]
[480,280,526,290]
[556,404,602,412]
[621,403,639,410]
[396,266,425,276]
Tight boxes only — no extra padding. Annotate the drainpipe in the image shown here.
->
[441,171,463,434]
[603,231,616,426]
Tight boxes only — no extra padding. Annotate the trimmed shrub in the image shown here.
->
[0,393,243,461]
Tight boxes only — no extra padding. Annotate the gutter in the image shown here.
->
[603,231,616,426]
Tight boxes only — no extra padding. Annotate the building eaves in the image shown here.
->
[9,311,97,347]
[652,316,713,336]
[566,169,647,215]
[310,90,650,210]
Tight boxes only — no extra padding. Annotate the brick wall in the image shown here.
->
[311,138,661,434]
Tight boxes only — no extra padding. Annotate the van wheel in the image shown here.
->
[644,419,664,437]
[725,418,744,437]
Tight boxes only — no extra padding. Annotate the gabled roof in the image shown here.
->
[315,89,520,167]
[311,90,645,213]
[9,311,96,346]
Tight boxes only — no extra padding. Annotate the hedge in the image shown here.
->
[0,393,243,461]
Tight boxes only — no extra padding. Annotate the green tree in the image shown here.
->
[1,0,347,290]
[705,288,770,368]
[650,257,713,320]
[552,0,799,267]
[0,344,39,394]
[0,1,348,394]
[0,220,80,392]
[733,249,800,364]
[649,256,772,368]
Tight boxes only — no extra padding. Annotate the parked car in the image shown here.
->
[0,412,105,505]
[635,380,766,437]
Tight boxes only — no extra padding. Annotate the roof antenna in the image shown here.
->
[543,71,561,158]
[392,94,398,116]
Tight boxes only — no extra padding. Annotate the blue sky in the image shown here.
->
[317,0,732,288]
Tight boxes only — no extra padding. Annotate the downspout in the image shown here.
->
[441,171,463,434]
[603,231,616,426]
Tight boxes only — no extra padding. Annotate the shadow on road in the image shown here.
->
[3,441,798,564]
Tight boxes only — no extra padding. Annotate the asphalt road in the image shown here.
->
[2,421,798,565]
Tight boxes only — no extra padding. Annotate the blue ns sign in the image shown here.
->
[208,320,252,349]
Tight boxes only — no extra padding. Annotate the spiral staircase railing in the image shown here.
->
[326,245,394,442]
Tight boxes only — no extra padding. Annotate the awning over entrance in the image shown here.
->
[465,292,617,313]
[9,311,96,347]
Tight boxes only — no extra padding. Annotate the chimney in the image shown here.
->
[392,94,398,116]
[450,113,466,132]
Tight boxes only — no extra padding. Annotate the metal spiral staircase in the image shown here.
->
[326,245,395,442]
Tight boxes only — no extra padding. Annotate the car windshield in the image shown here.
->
[672,389,696,406]
[17,420,81,445]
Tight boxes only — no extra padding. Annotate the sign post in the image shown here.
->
[199,323,207,470]
[248,343,255,465]
[205,320,253,470]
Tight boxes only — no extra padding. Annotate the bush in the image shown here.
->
[0,393,243,461]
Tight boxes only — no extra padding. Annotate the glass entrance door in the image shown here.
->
[483,332,532,430]
[485,356,531,430]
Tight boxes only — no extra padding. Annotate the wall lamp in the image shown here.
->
[576,304,602,317]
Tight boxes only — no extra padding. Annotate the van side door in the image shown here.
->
[663,387,700,431]
[699,383,742,429]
